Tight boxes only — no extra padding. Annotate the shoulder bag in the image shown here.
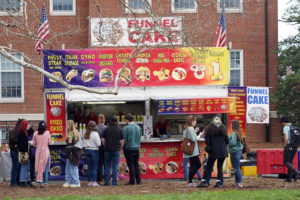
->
[242,137,250,154]
[181,128,195,155]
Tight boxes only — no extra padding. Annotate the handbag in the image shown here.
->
[181,128,195,155]
[18,152,29,165]
[204,136,212,154]
[242,137,250,154]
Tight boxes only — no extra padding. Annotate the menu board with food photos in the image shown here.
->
[43,47,229,88]
[45,92,66,142]
[158,97,236,115]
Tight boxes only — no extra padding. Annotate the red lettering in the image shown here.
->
[155,31,167,43]
[170,19,177,27]
[145,20,153,28]
[136,20,144,28]
[128,20,134,28]
[163,19,170,27]
[142,31,153,43]
[129,31,138,43]
[168,31,178,43]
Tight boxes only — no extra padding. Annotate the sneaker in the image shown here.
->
[188,183,197,187]
[285,179,292,183]
[87,182,93,186]
[70,184,81,188]
[197,181,208,188]
[63,183,71,188]
[237,183,243,188]
[92,183,100,187]
[294,172,299,182]
[214,181,223,188]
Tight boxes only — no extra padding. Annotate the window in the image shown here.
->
[125,0,151,13]
[218,0,243,13]
[172,0,197,13]
[0,53,24,102]
[1,129,8,143]
[0,0,23,16]
[50,0,76,16]
[229,50,243,86]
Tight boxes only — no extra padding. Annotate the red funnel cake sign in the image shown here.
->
[91,17,183,46]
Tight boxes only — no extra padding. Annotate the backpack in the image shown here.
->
[290,125,300,147]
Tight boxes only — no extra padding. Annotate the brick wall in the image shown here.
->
[0,0,279,144]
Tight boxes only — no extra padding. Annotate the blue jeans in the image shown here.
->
[37,157,50,184]
[85,149,99,182]
[183,157,202,179]
[230,150,243,184]
[10,150,20,185]
[104,151,120,186]
[20,161,30,182]
[65,159,80,185]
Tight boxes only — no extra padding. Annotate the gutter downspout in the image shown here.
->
[265,0,270,142]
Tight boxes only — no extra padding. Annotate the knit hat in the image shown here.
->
[211,116,223,127]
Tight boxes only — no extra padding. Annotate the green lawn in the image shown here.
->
[4,189,300,200]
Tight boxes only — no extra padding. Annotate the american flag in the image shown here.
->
[35,5,49,54]
[215,9,226,47]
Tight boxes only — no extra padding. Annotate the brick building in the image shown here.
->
[0,0,279,148]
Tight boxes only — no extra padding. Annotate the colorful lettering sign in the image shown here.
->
[91,17,183,46]
[43,47,229,88]
[45,92,66,142]
[158,97,236,115]
[228,87,247,136]
[246,87,269,124]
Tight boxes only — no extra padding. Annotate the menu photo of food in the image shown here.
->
[66,69,78,82]
[149,162,163,174]
[81,69,95,82]
[139,162,146,174]
[210,61,224,81]
[50,166,62,176]
[49,72,62,82]
[165,161,178,174]
[172,67,186,81]
[158,107,165,113]
[99,69,113,82]
[136,66,150,82]
[118,162,129,175]
[153,68,170,81]
[248,106,268,122]
[190,64,206,80]
[117,67,131,84]
[50,107,61,117]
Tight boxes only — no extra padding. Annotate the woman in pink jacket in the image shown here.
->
[33,121,51,188]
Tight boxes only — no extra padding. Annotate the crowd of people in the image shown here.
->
[7,112,297,189]
[8,113,142,188]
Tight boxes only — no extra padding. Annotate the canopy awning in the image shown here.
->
[60,86,228,102]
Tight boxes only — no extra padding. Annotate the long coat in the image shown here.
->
[205,134,229,159]
[33,131,51,182]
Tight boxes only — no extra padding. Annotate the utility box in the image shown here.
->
[257,149,298,175]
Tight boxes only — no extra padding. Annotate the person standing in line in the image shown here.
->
[9,119,23,187]
[97,114,107,183]
[63,120,82,188]
[123,114,142,185]
[198,116,229,188]
[228,120,244,188]
[27,126,36,183]
[33,121,51,188]
[281,116,299,182]
[17,119,34,187]
[83,121,101,187]
[183,115,201,187]
[102,116,124,186]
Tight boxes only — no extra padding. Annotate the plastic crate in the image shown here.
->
[257,149,298,175]
[241,166,257,176]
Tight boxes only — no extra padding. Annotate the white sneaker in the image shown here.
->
[87,182,93,186]
[92,183,100,187]
[70,184,81,188]
[188,183,197,187]
[63,183,70,188]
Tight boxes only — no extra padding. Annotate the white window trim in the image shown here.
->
[50,0,76,16]
[217,0,243,13]
[125,0,152,14]
[0,0,23,16]
[171,0,197,13]
[229,49,244,86]
[0,53,24,103]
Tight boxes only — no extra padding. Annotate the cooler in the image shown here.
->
[257,149,298,175]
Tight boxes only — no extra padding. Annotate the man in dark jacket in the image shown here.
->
[123,114,142,185]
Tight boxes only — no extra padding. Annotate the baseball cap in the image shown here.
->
[280,116,289,123]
